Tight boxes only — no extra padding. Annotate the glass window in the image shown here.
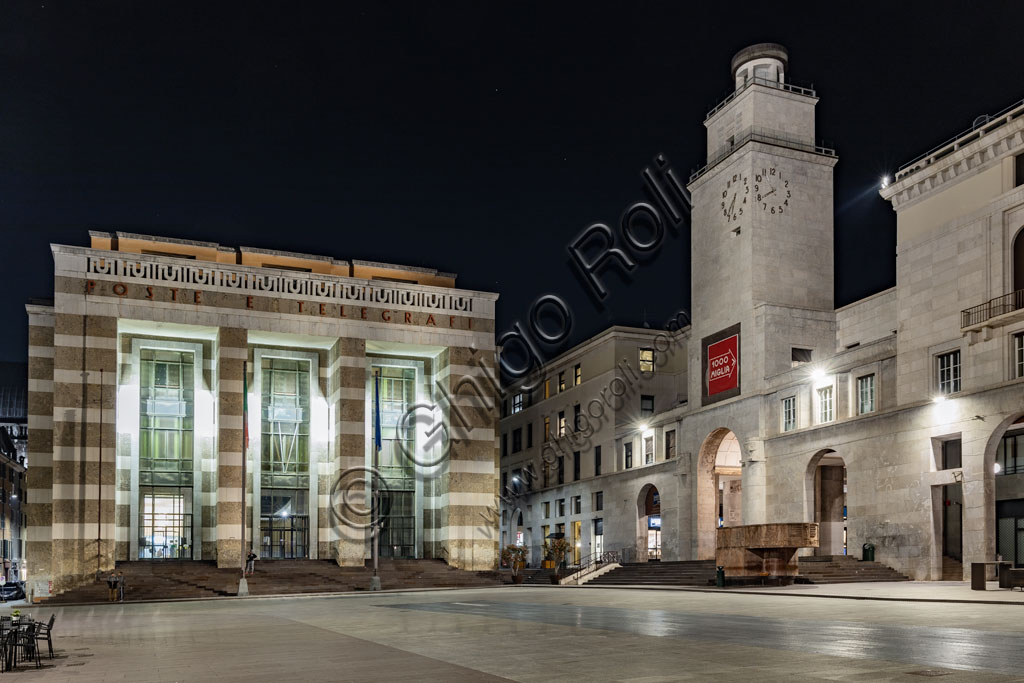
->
[937,350,961,395]
[573,404,581,431]
[573,451,580,481]
[624,442,633,469]
[791,348,813,367]
[558,411,566,437]
[558,371,567,392]
[1015,333,1024,378]
[557,456,564,485]
[527,423,533,448]
[543,501,550,518]
[512,393,523,413]
[572,496,581,515]
[644,436,654,465]
[594,445,602,475]
[574,364,582,386]
[501,433,507,458]
[557,498,565,516]
[543,417,550,442]
[996,431,1024,475]
[639,348,655,373]
[370,365,417,559]
[817,386,834,423]
[512,428,522,453]
[857,374,876,414]
[594,491,603,511]
[942,439,962,470]
[665,430,676,459]
[544,379,551,399]
[782,396,797,432]
[641,395,654,417]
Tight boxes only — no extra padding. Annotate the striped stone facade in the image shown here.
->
[26,236,500,598]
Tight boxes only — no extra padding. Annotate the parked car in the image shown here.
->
[0,582,26,601]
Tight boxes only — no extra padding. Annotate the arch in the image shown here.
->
[1013,227,1024,293]
[805,449,847,557]
[983,411,1024,567]
[696,428,743,560]
[636,483,662,562]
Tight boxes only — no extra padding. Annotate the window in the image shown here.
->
[573,404,581,430]
[644,436,654,465]
[543,417,550,442]
[937,350,961,395]
[1017,153,1024,188]
[573,451,581,480]
[558,411,566,437]
[942,438,962,470]
[502,471,507,492]
[791,348,813,367]
[817,386,834,423]
[512,469,523,495]
[512,428,522,453]
[557,456,564,485]
[512,393,523,413]
[857,374,876,414]
[665,430,676,459]
[557,498,565,516]
[544,379,551,399]
[572,495,581,515]
[543,501,550,518]
[501,400,508,418]
[641,395,654,417]
[527,423,533,448]
[501,433,507,458]
[639,348,655,373]
[594,445,602,475]
[594,491,603,511]
[782,396,797,432]
[624,442,633,469]
[574,364,582,386]
[997,431,1024,475]
[558,371,566,392]
[1015,333,1024,378]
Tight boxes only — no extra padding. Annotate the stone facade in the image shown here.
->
[26,232,500,599]
[499,44,1024,581]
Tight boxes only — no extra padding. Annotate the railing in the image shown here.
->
[563,550,620,585]
[704,77,817,122]
[895,97,1024,181]
[689,126,836,183]
[961,288,1024,328]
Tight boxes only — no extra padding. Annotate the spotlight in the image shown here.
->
[881,175,890,189]
[995,462,1002,474]
[932,395,946,404]
[638,423,649,432]
[811,367,826,382]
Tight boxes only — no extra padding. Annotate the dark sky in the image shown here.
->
[2,1,1023,365]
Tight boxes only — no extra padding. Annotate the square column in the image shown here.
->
[216,328,247,569]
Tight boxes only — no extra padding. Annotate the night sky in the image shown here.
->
[3,2,1023,366]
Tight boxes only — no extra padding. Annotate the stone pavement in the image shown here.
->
[10,586,1024,682]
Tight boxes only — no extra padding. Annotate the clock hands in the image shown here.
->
[763,185,777,199]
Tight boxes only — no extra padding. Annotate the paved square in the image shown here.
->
[16,587,1024,682]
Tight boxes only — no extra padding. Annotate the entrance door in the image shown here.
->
[140,487,192,559]
[943,483,963,562]
[647,528,661,560]
[594,519,604,558]
[373,366,418,559]
[571,520,582,565]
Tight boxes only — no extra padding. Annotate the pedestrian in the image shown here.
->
[245,550,257,576]
[107,572,118,602]
[117,571,125,602]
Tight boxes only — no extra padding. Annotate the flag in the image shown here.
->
[373,371,382,453]
[242,361,249,452]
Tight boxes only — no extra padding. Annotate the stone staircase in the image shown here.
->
[584,560,717,587]
[521,568,557,585]
[41,559,503,604]
[941,555,964,581]
[797,555,910,583]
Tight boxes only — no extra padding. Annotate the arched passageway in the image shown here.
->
[637,484,661,561]
[807,450,847,556]
[697,429,742,559]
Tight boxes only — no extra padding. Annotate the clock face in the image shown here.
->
[719,173,749,223]
[753,166,791,216]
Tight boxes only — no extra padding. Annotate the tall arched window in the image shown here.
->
[1015,227,1024,293]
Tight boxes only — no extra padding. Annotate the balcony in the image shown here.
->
[961,289,1024,328]
[704,77,817,123]
[689,126,836,184]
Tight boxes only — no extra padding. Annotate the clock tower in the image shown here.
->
[687,43,838,406]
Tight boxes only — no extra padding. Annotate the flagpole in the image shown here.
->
[238,360,250,596]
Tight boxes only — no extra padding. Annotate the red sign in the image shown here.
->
[707,334,739,395]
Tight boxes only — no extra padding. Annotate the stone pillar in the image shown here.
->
[742,439,766,525]
[215,328,247,569]
[444,346,499,571]
[25,305,54,599]
[333,338,367,567]
[49,310,118,593]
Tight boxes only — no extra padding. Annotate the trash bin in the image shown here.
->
[716,566,725,588]
[862,543,875,562]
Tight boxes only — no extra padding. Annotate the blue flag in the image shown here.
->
[373,372,382,453]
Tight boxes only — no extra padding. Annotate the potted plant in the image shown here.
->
[501,545,528,584]
[546,538,571,584]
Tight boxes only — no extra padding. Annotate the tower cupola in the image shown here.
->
[731,43,788,90]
